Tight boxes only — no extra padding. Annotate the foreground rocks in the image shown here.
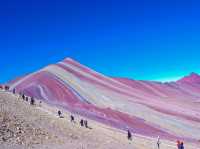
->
[0,92,59,149]
[0,113,55,147]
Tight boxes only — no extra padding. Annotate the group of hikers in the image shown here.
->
[19,91,35,105]
[0,85,10,91]
[57,110,89,129]
[177,140,185,149]
[80,119,88,128]
[0,85,186,148]
[124,130,185,149]
[156,136,185,149]
[0,85,36,105]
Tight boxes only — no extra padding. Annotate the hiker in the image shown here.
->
[30,97,35,105]
[180,142,184,149]
[80,119,84,127]
[70,115,75,123]
[58,110,62,118]
[177,140,181,149]
[157,136,161,149]
[5,85,9,91]
[13,88,16,94]
[22,94,25,100]
[127,130,132,140]
[25,96,29,102]
[84,120,88,128]
[39,101,42,106]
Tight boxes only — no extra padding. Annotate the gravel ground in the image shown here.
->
[0,91,199,149]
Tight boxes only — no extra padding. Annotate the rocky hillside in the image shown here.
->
[1,90,199,149]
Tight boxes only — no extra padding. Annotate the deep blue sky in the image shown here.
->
[0,0,200,83]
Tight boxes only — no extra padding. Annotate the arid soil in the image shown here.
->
[0,91,199,149]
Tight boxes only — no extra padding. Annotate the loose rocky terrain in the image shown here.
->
[0,91,199,149]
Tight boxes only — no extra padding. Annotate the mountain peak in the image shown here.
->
[63,57,83,66]
[63,57,77,62]
[189,72,199,77]
[177,72,200,84]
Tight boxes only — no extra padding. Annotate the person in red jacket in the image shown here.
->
[177,140,181,149]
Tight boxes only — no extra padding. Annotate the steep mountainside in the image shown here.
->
[8,58,200,143]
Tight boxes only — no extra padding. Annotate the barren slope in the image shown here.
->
[0,91,199,149]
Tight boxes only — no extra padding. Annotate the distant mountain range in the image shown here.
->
[8,58,200,143]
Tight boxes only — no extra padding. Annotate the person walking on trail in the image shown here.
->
[22,94,25,100]
[127,130,132,140]
[80,119,84,127]
[70,115,75,123]
[177,140,181,149]
[30,97,35,105]
[39,101,42,107]
[84,120,88,128]
[58,110,62,118]
[157,136,161,149]
[25,96,29,102]
[180,142,184,149]
[13,88,16,94]
[5,85,9,91]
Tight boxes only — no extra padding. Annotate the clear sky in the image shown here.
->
[0,0,200,83]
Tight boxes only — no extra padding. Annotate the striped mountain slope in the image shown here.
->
[9,58,200,144]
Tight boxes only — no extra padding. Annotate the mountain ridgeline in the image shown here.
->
[8,58,200,143]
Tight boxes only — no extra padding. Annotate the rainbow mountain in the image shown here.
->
[8,58,200,143]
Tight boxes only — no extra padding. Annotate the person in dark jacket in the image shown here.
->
[127,130,132,140]
[5,85,9,91]
[180,142,184,149]
[80,119,84,127]
[22,94,25,100]
[58,110,62,118]
[13,88,16,94]
[25,96,29,102]
[84,120,88,128]
[30,97,35,105]
[70,115,75,123]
